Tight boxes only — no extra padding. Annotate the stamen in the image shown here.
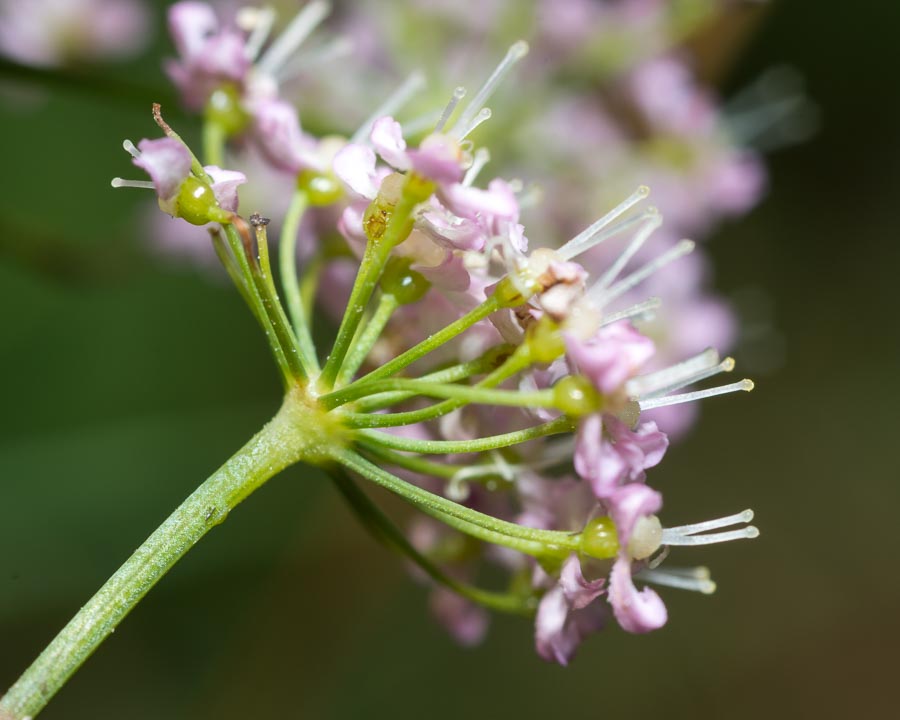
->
[724,67,818,152]
[451,41,529,137]
[660,509,759,547]
[446,474,470,502]
[627,348,719,398]
[434,86,466,133]
[401,110,444,137]
[595,239,695,307]
[351,70,427,144]
[122,139,140,158]
[660,527,759,546]
[600,297,662,326]
[640,357,736,401]
[277,36,354,83]
[111,178,154,189]
[447,451,514,501]
[637,378,753,411]
[637,567,717,594]
[557,186,650,260]
[463,148,491,186]
[240,6,277,61]
[516,183,543,210]
[456,107,492,140]
[590,213,663,295]
[256,0,331,77]
[664,509,754,536]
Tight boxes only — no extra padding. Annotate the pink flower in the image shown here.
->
[565,320,655,395]
[133,138,192,202]
[250,98,326,175]
[117,137,246,223]
[606,484,668,633]
[165,2,250,110]
[371,116,466,185]
[535,555,606,665]
[574,414,668,499]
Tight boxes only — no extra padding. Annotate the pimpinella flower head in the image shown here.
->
[113,40,759,674]
[112,126,245,226]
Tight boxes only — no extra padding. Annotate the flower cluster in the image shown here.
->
[113,1,761,665]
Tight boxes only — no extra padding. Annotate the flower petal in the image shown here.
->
[565,320,655,395]
[408,133,464,184]
[370,116,410,170]
[333,144,379,199]
[134,138,192,201]
[609,556,668,634]
[607,483,662,543]
[204,165,246,212]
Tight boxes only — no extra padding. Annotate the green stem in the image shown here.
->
[321,295,503,408]
[351,347,514,414]
[0,390,335,720]
[342,381,554,429]
[211,231,265,330]
[331,449,578,558]
[319,176,430,388]
[342,347,534,428]
[215,223,293,382]
[202,120,226,168]
[329,470,535,615]
[222,224,308,382]
[299,252,324,326]
[279,190,320,373]
[359,442,460,479]
[335,292,399,386]
[358,416,575,455]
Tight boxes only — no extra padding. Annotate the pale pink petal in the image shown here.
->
[408,133,464,184]
[205,165,246,212]
[565,321,655,395]
[370,116,410,170]
[609,557,668,633]
[133,138,191,201]
[333,144,379,199]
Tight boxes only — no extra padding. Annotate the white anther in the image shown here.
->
[660,527,760,546]
[661,509,759,547]
[557,186,650,261]
[664,509,755,536]
[451,41,528,138]
[639,357,736,401]
[595,239,695,308]
[256,0,331,77]
[445,474,471,502]
[277,36,354,83]
[240,6,277,61]
[637,378,753,411]
[111,178,154,190]
[456,107,492,140]
[600,297,662,327]
[463,148,491,186]
[122,139,140,158]
[434,86,467,133]
[351,70,427,144]
[627,348,720,398]
[590,213,663,295]
[636,567,717,594]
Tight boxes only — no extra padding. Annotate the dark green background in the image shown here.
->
[1,1,896,717]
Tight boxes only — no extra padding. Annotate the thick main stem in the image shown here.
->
[0,389,336,720]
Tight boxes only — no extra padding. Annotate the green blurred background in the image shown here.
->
[1,1,897,718]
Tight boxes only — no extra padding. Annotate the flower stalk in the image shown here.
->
[0,388,342,720]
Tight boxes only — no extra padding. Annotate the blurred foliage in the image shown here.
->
[1,1,898,718]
